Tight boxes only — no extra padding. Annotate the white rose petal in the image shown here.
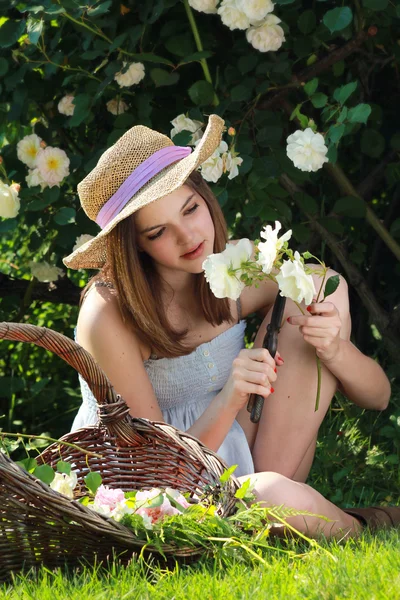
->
[189,0,218,13]
[0,181,20,219]
[202,238,252,300]
[239,0,274,23]
[225,152,243,180]
[36,146,70,186]
[200,153,224,183]
[30,261,64,283]
[106,98,129,116]
[246,14,285,52]
[17,134,42,169]
[170,114,204,145]
[50,471,78,499]
[114,62,145,88]
[73,234,95,252]
[286,128,329,173]
[275,251,316,305]
[57,95,75,116]
[257,220,292,274]
[26,168,48,190]
[218,0,251,30]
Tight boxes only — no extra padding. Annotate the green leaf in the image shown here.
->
[165,34,195,57]
[219,464,238,483]
[146,493,164,508]
[363,0,388,9]
[188,80,215,106]
[333,196,366,218]
[84,471,102,495]
[68,93,92,127]
[298,10,316,34]
[27,17,43,45]
[16,457,38,473]
[294,192,319,215]
[323,7,353,33]
[310,93,328,108]
[178,51,213,65]
[290,104,309,128]
[87,1,112,17]
[327,123,345,144]
[0,57,9,77]
[128,53,174,67]
[318,217,344,235]
[150,67,179,87]
[235,478,251,499]
[304,78,318,96]
[171,130,192,146]
[324,274,340,299]
[34,464,55,485]
[54,207,76,226]
[0,218,18,232]
[360,129,385,158]
[348,103,371,124]
[231,84,252,102]
[56,461,71,476]
[333,81,357,105]
[238,54,258,75]
[0,19,26,48]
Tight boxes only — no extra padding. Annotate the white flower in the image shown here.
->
[200,153,224,183]
[257,221,292,274]
[50,471,78,499]
[114,62,145,88]
[0,181,20,219]
[106,97,129,116]
[225,152,243,180]
[286,128,329,172]
[57,95,75,116]
[189,0,218,13]
[29,260,63,282]
[240,0,274,23]
[26,168,48,190]
[73,234,95,252]
[17,134,42,168]
[170,114,204,145]
[203,238,253,300]
[246,14,285,52]
[275,251,316,305]
[36,146,70,186]
[218,0,251,30]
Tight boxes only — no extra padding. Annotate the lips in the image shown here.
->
[182,242,202,256]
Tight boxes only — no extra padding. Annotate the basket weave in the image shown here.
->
[0,322,240,582]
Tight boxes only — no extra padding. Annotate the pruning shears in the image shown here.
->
[247,293,286,423]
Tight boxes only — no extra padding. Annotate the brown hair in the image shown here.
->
[81,171,234,358]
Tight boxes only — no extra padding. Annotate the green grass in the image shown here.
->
[1,530,400,599]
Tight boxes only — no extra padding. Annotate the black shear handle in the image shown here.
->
[247,293,286,423]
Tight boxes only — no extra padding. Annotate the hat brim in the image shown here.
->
[63,114,225,270]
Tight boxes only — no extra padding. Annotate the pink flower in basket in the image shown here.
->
[93,485,133,521]
[135,488,189,528]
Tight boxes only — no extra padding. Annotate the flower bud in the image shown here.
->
[228,126,236,136]
[40,140,47,148]
[368,25,378,37]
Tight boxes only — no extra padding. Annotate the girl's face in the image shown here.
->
[135,184,215,275]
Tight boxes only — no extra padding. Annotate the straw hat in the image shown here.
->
[63,114,225,270]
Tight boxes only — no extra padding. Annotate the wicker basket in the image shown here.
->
[0,322,240,582]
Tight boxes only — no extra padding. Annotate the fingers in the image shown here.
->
[238,347,276,369]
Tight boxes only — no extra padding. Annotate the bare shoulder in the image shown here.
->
[229,239,278,317]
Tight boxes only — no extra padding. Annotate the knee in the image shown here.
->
[253,471,318,515]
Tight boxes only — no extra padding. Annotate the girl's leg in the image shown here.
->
[239,269,351,480]
[237,472,362,539]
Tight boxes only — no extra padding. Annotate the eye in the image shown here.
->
[185,203,199,215]
[148,227,165,241]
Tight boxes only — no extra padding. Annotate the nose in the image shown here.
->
[176,223,195,246]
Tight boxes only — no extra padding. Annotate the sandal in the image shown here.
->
[343,506,400,531]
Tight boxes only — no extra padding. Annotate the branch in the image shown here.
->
[356,151,397,199]
[280,173,400,362]
[0,273,80,306]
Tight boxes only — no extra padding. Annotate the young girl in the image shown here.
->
[64,114,398,538]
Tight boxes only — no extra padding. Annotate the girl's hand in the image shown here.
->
[220,347,278,412]
[287,301,342,362]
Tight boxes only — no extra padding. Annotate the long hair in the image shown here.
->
[81,171,233,358]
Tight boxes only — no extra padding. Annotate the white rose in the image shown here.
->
[49,471,78,499]
[240,0,274,23]
[73,234,95,252]
[202,238,252,300]
[26,168,48,190]
[114,62,145,88]
[0,181,20,219]
[17,133,42,168]
[246,14,285,52]
[110,501,134,522]
[200,153,224,183]
[189,0,218,13]
[275,251,316,305]
[218,0,251,30]
[170,114,204,145]
[286,128,329,173]
[29,260,64,282]
[257,221,292,274]
[225,152,243,180]
[106,98,129,116]
[57,95,75,116]
[36,146,70,186]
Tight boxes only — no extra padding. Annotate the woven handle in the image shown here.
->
[0,322,125,431]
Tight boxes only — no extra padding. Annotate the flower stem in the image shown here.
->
[0,432,103,458]
[315,354,322,412]
[183,0,219,106]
